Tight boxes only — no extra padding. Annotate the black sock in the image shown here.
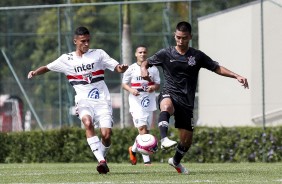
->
[131,149,136,156]
[158,111,170,139]
[173,144,189,165]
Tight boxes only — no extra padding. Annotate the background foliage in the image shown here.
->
[0,0,254,129]
[1,126,281,163]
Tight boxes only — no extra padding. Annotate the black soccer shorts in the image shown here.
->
[158,92,194,132]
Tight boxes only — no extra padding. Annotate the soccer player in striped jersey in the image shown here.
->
[122,45,160,166]
[141,21,249,174]
[27,26,128,174]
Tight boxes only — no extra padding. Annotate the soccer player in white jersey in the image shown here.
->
[122,45,160,165]
[27,26,128,174]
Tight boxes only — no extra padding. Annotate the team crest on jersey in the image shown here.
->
[88,88,99,99]
[83,73,93,84]
[187,56,196,66]
[141,96,150,108]
[141,83,148,91]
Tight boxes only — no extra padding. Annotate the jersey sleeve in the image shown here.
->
[46,54,67,73]
[99,49,119,71]
[151,66,161,84]
[122,65,132,84]
[147,48,167,67]
[200,51,219,72]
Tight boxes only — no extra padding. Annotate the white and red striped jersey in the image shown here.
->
[47,49,119,102]
[122,63,160,112]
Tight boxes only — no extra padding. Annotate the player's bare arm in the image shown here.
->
[115,64,128,73]
[122,83,140,96]
[140,60,150,81]
[215,66,249,89]
[27,66,50,79]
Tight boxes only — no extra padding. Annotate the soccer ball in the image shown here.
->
[136,134,158,155]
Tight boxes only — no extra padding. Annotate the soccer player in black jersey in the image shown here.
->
[141,21,249,174]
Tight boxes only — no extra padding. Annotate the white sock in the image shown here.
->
[87,136,104,162]
[132,139,137,152]
[100,142,111,157]
[142,154,150,163]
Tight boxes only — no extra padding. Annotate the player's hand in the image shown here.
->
[27,71,35,79]
[141,69,151,82]
[146,86,154,93]
[237,76,249,89]
[131,89,140,96]
[117,64,128,73]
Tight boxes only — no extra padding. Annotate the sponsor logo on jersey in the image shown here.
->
[74,63,95,73]
[170,59,177,62]
[187,56,196,66]
[136,76,143,80]
[141,96,150,108]
[88,88,99,99]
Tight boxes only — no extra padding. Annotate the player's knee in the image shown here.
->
[138,125,148,134]
[160,105,174,114]
[82,118,93,129]
[100,128,112,140]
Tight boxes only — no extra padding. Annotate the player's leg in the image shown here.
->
[129,111,150,165]
[141,111,155,166]
[80,113,109,174]
[158,94,177,149]
[96,101,114,158]
[168,129,191,174]
[77,100,105,166]
[94,101,113,174]
[96,117,112,174]
[82,115,104,161]
[99,127,112,158]
[175,128,193,163]
[168,109,194,174]
[138,125,151,165]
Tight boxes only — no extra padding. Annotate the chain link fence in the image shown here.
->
[0,1,193,130]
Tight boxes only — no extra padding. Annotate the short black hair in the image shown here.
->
[176,21,192,33]
[135,44,147,51]
[74,26,90,36]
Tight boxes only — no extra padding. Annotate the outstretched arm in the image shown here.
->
[27,66,50,79]
[215,66,249,89]
[115,64,128,73]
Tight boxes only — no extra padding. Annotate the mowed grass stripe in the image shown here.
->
[0,163,281,183]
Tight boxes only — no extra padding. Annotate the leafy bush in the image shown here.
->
[0,126,281,163]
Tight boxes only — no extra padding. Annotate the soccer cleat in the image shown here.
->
[161,137,177,150]
[96,160,109,174]
[168,158,188,174]
[128,146,137,165]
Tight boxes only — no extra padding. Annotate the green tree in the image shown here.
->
[0,0,255,129]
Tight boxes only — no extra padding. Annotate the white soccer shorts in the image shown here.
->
[130,110,153,130]
[76,99,113,128]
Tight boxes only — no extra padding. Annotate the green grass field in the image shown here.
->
[1,162,282,183]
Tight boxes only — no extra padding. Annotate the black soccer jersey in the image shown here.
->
[147,46,219,110]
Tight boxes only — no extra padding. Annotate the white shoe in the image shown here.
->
[168,158,188,174]
[161,137,177,150]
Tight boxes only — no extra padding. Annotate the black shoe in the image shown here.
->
[96,160,109,174]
